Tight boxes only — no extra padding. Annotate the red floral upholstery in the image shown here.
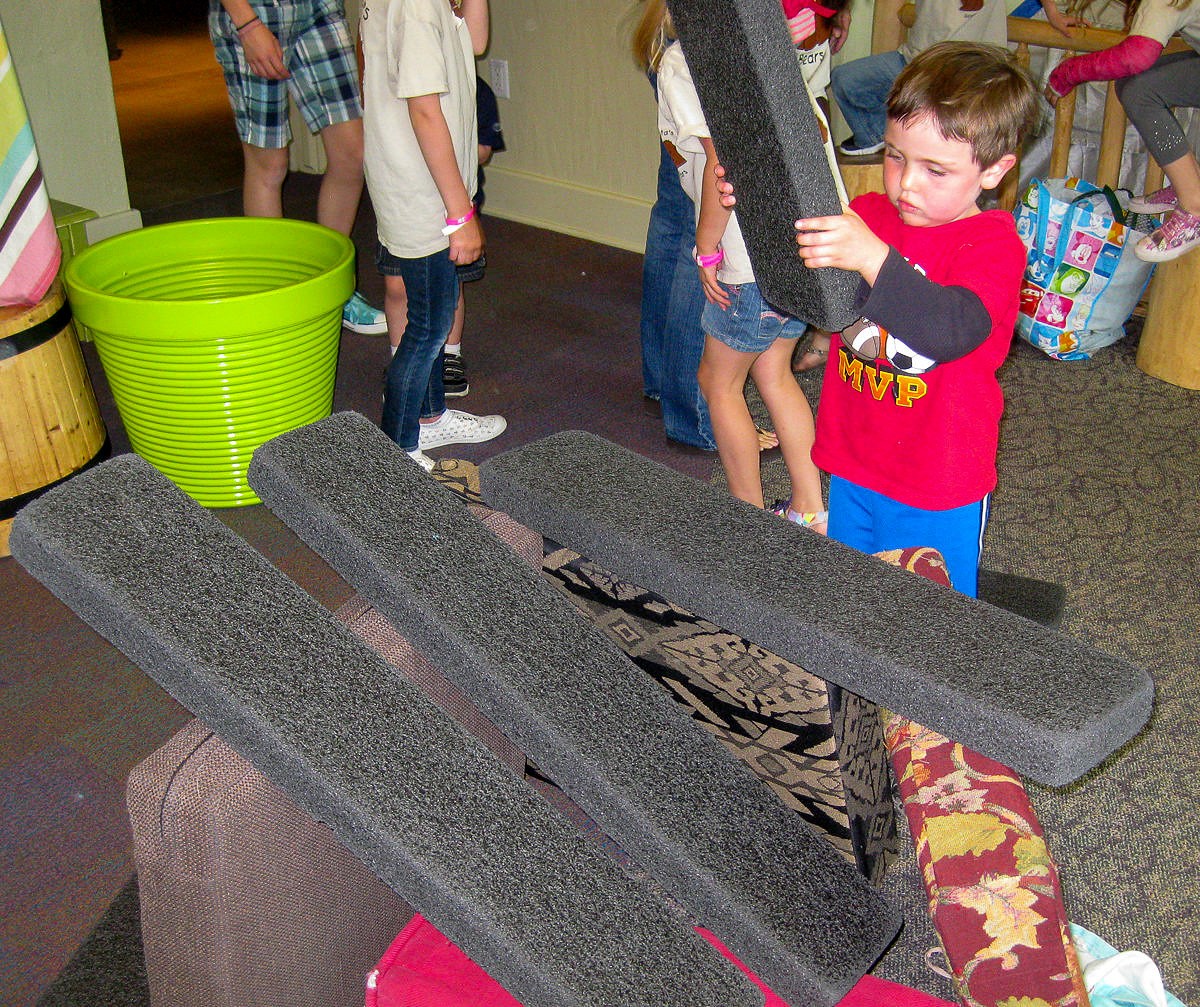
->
[876,548,1090,1007]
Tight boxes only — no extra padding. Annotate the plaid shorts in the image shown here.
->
[209,0,362,149]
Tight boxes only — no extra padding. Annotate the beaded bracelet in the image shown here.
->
[235,14,261,32]
[441,204,477,236]
[692,245,724,269]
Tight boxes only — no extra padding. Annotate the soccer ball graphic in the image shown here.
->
[884,333,937,375]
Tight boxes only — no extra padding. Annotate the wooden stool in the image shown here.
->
[836,152,884,204]
[1137,255,1200,389]
[0,281,108,556]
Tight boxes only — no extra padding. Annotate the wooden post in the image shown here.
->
[1137,256,1200,389]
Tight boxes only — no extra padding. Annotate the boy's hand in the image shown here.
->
[448,217,484,266]
[795,208,889,283]
[240,22,289,79]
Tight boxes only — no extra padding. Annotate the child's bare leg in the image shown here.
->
[750,337,826,531]
[315,119,366,237]
[697,335,763,507]
[241,143,289,218]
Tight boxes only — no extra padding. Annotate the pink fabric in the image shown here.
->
[0,208,59,307]
[1047,35,1163,96]
[367,913,959,1007]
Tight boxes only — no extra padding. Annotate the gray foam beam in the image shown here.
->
[9,455,762,1007]
[248,412,901,1007]
[478,430,1154,788]
[666,0,860,330]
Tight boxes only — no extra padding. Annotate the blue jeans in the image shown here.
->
[379,245,457,452]
[640,139,715,450]
[830,49,906,150]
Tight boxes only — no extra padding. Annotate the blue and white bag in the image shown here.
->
[1013,177,1158,361]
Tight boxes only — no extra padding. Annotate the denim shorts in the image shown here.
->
[701,280,808,353]
[210,1,362,149]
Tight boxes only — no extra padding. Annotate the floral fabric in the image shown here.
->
[876,547,1090,1007]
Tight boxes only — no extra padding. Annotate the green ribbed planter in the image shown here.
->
[64,218,354,507]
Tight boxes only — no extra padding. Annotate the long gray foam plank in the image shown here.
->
[479,431,1154,788]
[9,454,761,1007]
[667,0,860,331]
[248,412,901,1007]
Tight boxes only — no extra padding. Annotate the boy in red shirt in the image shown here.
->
[794,42,1039,596]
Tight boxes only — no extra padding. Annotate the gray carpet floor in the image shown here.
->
[754,328,1199,1002]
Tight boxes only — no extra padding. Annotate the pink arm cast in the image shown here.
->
[1047,34,1163,96]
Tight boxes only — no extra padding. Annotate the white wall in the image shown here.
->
[0,0,139,240]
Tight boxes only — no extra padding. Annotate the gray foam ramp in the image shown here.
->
[666,0,859,330]
[248,412,901,1007]
[9,455,761,1007]
[479,431,1154,788]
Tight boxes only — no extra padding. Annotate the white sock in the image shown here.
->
[390,344,398,357]
[444,344,462,358]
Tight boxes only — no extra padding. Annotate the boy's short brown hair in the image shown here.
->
[887,42,1040,168]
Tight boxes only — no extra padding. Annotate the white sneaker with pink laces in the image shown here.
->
[1135,207,1200,262]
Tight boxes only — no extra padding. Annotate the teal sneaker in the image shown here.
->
[342,290,387,335]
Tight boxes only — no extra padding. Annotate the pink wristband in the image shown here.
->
[693,246,725,269]
[441,205,477,235]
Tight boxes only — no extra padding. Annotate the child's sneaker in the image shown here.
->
[836,137,885,158]
[769,498,828,530]
[1128,184,1177,214]
[342,291,388,335]
[406,448,435,472]
[1135,207,1200,262]
[418,409,506,450]
[443,353,469,397]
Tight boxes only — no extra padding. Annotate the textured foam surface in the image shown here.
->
[666,0,860,330]
[478,431,1154,788]
[8,455,761,1007]
[248,412,901,1007]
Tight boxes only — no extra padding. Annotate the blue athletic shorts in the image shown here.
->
[701,280,807,353]
[210,1,362,149]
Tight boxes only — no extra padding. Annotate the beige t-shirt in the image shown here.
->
[1131,0,1200,53]
[900,0,1009,60]
[361,0,478,258]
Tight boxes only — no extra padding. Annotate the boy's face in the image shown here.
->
[882,112,1014,228]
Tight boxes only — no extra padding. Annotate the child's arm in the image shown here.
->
[1039,0,1088,38]
[696,137,733,307]
[459,0,490,56]
[795,212,998,362]
[408,93,484,265]
[1045,35,1163,103]
[219,0,288,79]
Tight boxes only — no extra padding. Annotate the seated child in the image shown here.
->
[793,42,1041,594]
[830,0,1078,158]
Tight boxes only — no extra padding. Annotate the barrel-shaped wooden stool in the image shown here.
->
[1137,256,1200,390]
[0,281,108,556]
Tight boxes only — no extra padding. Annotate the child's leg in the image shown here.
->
[1117,51,1200,213]
[379,248,458,451]
[697,335,763,506]
[749,336,824,523]
[829,50,905,151]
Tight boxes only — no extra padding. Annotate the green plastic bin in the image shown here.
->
[64,218,354,507]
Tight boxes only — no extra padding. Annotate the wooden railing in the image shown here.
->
[880,4,1190,210]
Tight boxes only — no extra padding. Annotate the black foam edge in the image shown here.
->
[476,431,1154,788]
[8,454,762,1007]
[666,0,860,329]
[247,413,902,1007]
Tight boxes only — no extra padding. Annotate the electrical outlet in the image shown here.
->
[489,58,510,99]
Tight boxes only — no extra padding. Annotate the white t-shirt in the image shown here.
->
[1131,0,1200,53]
[656,42,758,285]
[900,0,1009,61]
[361,0,478,258]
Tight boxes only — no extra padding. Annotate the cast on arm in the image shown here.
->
[408,93,484,265]
[1046,34,1163,101]
[219,0,288,79]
